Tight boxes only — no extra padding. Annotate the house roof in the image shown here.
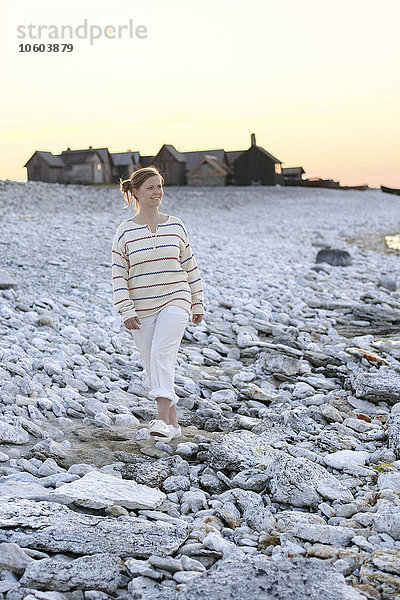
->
[235,144,282,165]
[157,144,186,163]
[131,151,140,165]
[187,155,231,177]
[225,150,244,165]
[282,166,305,175]
[252,145,282,164]
[183,149,225,171]
[111,152,136,167]
[89,147,111,164]
[24,151,65,168]
[139,155,156,167]
[59,149,103,165]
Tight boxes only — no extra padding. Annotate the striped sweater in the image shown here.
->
[111,214,205,322]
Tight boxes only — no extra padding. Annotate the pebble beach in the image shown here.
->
[1,179,400,599]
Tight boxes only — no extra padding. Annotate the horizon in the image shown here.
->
[1,0,399,188]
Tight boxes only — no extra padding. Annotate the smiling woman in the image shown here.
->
[111,165,205,443]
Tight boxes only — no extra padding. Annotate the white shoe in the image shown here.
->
[169,424,182,440]
[148,419,172,442]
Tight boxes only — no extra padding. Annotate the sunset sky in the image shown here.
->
[1,0,399,187]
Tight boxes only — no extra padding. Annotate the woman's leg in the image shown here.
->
[168,403,179,428]
[148,305,189,425]
[130,312,157,393]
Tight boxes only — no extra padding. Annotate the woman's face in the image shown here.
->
[134,174,164,208]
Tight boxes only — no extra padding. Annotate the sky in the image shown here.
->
[1,0,399,187]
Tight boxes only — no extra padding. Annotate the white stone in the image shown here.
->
[48,470,166,510]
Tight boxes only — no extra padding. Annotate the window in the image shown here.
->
[97,163,102,171]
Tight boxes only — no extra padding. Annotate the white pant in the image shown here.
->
[130,304,189,406]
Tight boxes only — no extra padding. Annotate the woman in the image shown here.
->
[111,166,205,443]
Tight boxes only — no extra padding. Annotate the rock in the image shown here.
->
[0,269,18,289]
[206,430,278,471]
[230,468,269,492]
[267,454,354,508]
[351,369,400,405]
[0,481,52,501]
[319,404,343,423]
[287,521,355,547]
[162,475,190,493]
[114,413,140,426]
[48,470,166,510]
[174,570,203,584]
[19,552,123,593]
[202,531,244,557]
[323,450,371,475]
[377,471,400,493]
[210,389,237,406]
[175,442,199,460]
[176,554,364,599]
[255,350,303,377]
[0,498,189,557]
[84,397,108,416]
[306,543,339,559]
[37,315,56,328]
[0,541,34,573]
[42,357,63,376]
[316,249,352,267]
[181,490,208,515]
[0,421,30,444]
[378,275,397,291]
[316,427,359,452]
[199,471,226,494]
[148,555,183,573]
[242,504,275,534]
[37,457,66,477]
[388,403,400,458]
[120,460,170,487]
[373,505,400,541]
[236,328,261,348]
[360,547,400,598]
[180,555,207,572]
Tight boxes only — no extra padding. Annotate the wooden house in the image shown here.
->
[88,147,113,183]
[138,155,156,168]
[24,151,65,183]
[282,166,305,181]
[59,148,107,184]
[183,149,227,172]
[232,134,283,186]
[225,150,244,168]
[111,151,140,183]
[152,144,187,186]
[187,154,233,186]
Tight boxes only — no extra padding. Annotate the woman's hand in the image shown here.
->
[124,316,141,330]
[192,313,203,324]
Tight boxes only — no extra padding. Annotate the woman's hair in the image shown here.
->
[119,166,164,211]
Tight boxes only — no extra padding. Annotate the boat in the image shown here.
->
[339,184,368,191]
[381,185,400,196]
[283,178,340,189]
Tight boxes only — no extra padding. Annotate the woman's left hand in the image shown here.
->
[192,313,203,324]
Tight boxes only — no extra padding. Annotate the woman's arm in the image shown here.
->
[111,233,138,323]
[180,226,205,315]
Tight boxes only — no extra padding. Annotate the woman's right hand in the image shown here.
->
[124,316,141,330]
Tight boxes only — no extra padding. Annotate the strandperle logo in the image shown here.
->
[16,19,148,45]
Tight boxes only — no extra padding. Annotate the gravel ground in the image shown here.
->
[1,179,400,600]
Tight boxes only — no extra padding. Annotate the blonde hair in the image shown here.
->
[119,166,164,212]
